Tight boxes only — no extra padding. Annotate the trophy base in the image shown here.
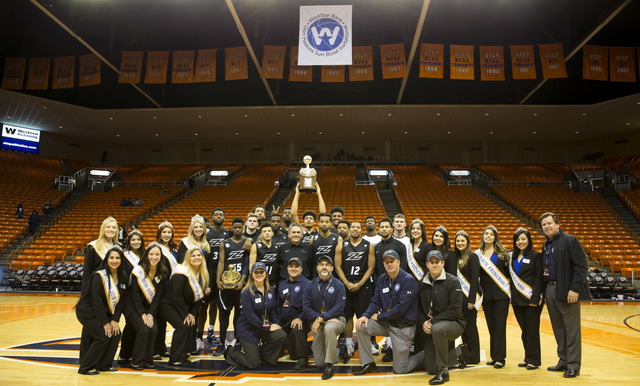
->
[299,187,317,193]
[223,283,238,289]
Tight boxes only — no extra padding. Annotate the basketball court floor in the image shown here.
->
[1,294,639,385]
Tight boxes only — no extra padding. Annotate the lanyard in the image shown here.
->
[316,277,333,313]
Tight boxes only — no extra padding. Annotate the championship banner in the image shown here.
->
[582,45,608,81]
[380,43,407,79]
[225,47,248,81]
[450,45,474,80]
[321,65,345,82]
[79,53,101,87]
[26,58,50,90]
[194,49,216,83]
[1,57,26,89]
[52,56,75,89]
[510,45,536,79]
[419,43,444,79]
[289,47,313,82]
[261,45,286,79]
[298,5,352,65]
[538,43,568,79]
[349,46,373,81]
[171,50,194,83]
[609,46,636,82]
[479,46,505,81]
[144,51,169,84]
[118,51,143,83]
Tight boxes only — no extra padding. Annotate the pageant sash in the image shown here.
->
[132,265,156,304]
[457,269,483,310]
[159,244,178,271]
[508,253,534,300]
[98,270,120,315]
[475,249,510,298]
[172,265,204,302]
[408,244,424,281]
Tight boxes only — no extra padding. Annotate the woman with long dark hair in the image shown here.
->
[224,262,286,369]
[153,221,179,358]
[124,242,169,370]
[408,219,433,278]
[432,225,457,277]
[454,230,481,364]
[159,247,210,366]
[476,225,510,368]
[510,228,544,370]
[75,247,127,375]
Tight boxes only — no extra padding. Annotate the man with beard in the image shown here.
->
[269,213,289,247]
[278,223,314,281]
[336,220,350,240]
[201,207,231,349]
[330,206,344,234]
[282,207,293,234]
[215,217,248,355]
[277,258,312,370]
[334,221,376,359]
[311,213,343,274]
[303,256,346,380]
[252,205,266,225]
[363,216,382,245]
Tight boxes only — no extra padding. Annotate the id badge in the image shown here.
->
[543,264,550,277]
[321,306,327,313]
[262,316,270,328]
[283,295,290,308]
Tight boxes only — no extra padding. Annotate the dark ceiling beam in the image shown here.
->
[396,0,432,105]
[29,0,162,108]
[226,0,278,106]
[519,0,632,105]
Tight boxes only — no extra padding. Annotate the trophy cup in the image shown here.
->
[221,264,241,289]
[299,155,317,193]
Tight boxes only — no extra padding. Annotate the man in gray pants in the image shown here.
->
[353,250,422,375]
[540,212,591,378]
[417,250,468,385]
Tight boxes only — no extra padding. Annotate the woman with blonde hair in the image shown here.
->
[82,217,119,292]
[454,230,481,364]
[159,247,210,366]
[476,225,510,369]
[177,215,211,264]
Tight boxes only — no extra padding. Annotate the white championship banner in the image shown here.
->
[298,5,352,65]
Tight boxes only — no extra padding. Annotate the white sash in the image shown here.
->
[508,253,535,301]
[89,240,109,260]
[171,265,204,302]
[124,250,140,268]
[98,270,120,315]
[408,243,424,281]
[475,249,511,298]
[457,269,483,310]
[132,265,156,304]
[159,244,178,271]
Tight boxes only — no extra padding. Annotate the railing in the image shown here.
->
[447,180,471,186]
[114,181,187,187]
[206,180,228,186]
[488,181,570,186]
[355,180,374,186]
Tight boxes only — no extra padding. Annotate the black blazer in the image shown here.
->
[459,253,481,305]
[477,250,511,302]
[509,250,544,307]
[542,231,592,302]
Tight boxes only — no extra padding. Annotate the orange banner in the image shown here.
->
[349,46,373,81]
[538,43,567,79]
[1,57,26,89]
[171,50,194,84]
[78,54,100,87]
[510,45,536,79]
[479,46,505,81]
[380,44,406,79]
[609,46,636,83]
[118,51,143,83]
[193,49,216,83]
[289,47,313,82]
[52,56,74,89]
[145,51,169,84]
[261,46,286,79]
[225,47,248,81]
[450,45,474,80]
[321,66,345,82]
[26,58,50,90]
[419,43,444,79]
[582,45,608,81]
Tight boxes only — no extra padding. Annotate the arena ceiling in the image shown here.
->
[1,0,639,145]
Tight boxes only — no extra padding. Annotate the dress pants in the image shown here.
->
[118,317,136,360]
[311,317,346,368]
[461,306,481,364]
[356,319,422,374]
[160,304,196,364]
[226,330,287,369]
[154,313,168,355]
[282,320,312,360]
[512,304,542,366]
[423,320,464,374]
[76,309,120,372]
[126,313,158,367]
[483,299,509,362]
[545,283,582,371]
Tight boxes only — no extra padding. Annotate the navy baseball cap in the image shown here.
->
[317,255,333,265]
[427,250,444,261]
[383,250,400,260]
[288,257,303,266]
[251,262,267,272]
